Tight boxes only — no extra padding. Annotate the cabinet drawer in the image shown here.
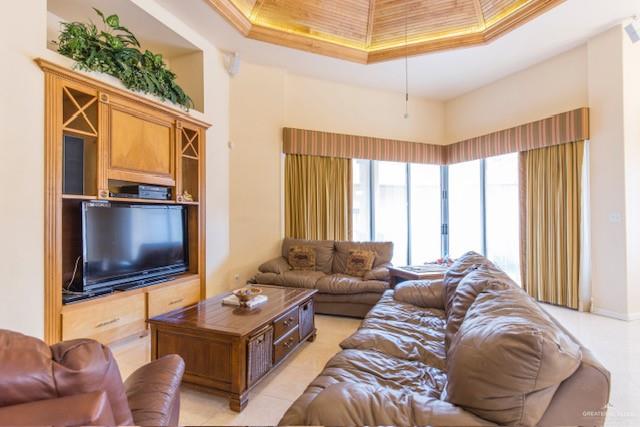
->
[273,327,300,365]
[147,279,200,318]
[273,306,299,340]
[62,293,146,344]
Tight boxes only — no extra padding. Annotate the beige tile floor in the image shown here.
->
[112,308,640,426]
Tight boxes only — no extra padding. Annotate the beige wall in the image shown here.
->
[0,0,47,337]
[445,26,639,320]
[224,62,446,286]
[445,45,589,143]
[587,26,629,318]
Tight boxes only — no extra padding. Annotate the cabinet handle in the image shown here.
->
[169,298,184,306]
[96,318,119,328]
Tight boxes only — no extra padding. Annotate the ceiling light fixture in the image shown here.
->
[403,4,409,119]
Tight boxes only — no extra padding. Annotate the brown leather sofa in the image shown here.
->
[280,252,611,427]
[254,238,394,318]
[0,329,185,426]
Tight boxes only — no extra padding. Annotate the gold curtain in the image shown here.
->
[285,154,352,240]
[520,141,584,309]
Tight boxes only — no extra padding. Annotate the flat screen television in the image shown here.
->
[80,202,188,292]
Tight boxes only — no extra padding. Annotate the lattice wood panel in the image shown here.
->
[209,0,563,62]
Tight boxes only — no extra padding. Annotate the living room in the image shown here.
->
[1,0,639,426]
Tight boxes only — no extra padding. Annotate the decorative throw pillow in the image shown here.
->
[345,250,375,277]
[288,246,316,270]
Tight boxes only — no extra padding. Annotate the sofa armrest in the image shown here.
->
[0,391,115,427]
[124,354,185,427]
[363,264,391,281]
[394,279,445,309]
[259,256,291,274]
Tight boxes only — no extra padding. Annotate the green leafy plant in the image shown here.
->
[57,8,193,109]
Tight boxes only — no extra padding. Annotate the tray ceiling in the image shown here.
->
[206,0,564,63]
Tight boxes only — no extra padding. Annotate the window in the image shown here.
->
[373,161,408,265]
[448,160,483,258]
[409,164,442,263]
[352,159,371,242]
[485,153,520,282]
[350,155,520,282]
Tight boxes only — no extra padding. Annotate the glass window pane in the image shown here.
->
[352,159,371,241]
[486,153,520,283]
[374,161,408,265]
[448,159,483,258]
[409,164,442,264]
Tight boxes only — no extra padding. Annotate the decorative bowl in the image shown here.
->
[232,286,263,305]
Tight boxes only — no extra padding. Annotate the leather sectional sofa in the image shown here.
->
[254,238,394,318]
[0,330,185,426]
[279,252,611,427]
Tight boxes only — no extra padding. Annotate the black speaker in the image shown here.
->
[63,135,84,195]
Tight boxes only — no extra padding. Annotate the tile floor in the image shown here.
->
[112,308,640,426]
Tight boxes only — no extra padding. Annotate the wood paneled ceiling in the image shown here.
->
[207,0,564,63]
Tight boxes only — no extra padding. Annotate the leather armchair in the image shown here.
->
[0,329,184,427]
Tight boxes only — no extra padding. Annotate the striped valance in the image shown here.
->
[283,128,446,165]
[446,108,590,163]
[283,108,589,165]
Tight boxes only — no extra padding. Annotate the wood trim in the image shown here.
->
[44,73,62,344]
[205,0,564,64]
[207,0,252,35]
[247,25,368,64]
[35,59,211,129]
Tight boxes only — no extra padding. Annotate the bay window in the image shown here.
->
[351,154,520,283]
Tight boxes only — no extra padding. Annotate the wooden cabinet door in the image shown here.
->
[108,100,175,186]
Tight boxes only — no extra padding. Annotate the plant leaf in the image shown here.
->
[106,14,120,28]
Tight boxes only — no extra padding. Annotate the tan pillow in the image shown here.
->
[445,287,582,426]
[288,246,316,270]
[443,251,492,317]
[345,249,375,277]
[445,265,515,354]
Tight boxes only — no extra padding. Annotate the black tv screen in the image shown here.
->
[82,202,188,291]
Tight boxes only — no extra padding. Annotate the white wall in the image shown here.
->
[224,62,446,286]
[622,24,640,317]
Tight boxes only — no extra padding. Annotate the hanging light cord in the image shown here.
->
[404,3,409,119]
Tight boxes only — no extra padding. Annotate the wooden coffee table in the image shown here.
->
[388,264,448,287]
[148,285,317,411]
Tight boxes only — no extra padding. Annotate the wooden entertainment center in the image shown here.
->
[38,59,211,345]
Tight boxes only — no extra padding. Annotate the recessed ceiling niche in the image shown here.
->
[47,0,205,112]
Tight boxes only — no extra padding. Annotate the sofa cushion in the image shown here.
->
[443,251,492,317]
[0,329,57,407]
[316,274,389,294]
[282,238,335,274]
[394,280,445,309]
[281,270,326,289]
[345,249,376,277]
[445,287,582,426]
[445,266,515,354]
[288,246,316,270]
[333,241,393,274]
[52,339,134,426]
[341,291,446,369]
